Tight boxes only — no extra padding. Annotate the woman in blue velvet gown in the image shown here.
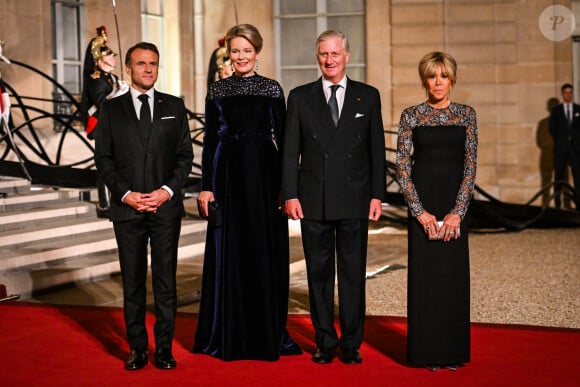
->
[193,24,301,361]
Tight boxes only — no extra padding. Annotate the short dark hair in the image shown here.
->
[561,83,573,92]
[125,42,159,65]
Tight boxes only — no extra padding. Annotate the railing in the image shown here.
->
[0,59,203,188]
[1,59,578,229]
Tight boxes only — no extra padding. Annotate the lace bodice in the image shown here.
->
[396,102,478,219]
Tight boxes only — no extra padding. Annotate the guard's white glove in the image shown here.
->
[1,91,10,123]
[108,80,129,99]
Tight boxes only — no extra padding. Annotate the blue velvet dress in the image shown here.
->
[193,74,300,361]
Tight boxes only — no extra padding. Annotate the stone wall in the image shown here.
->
[389,0,573,204]
[0,0,574,205]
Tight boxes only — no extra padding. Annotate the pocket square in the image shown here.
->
[355,113,365,118]
[161,116,175,120]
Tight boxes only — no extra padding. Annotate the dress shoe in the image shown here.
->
[125,350,148,371]
[154,348,176,369]
[341,348,362,364]
[312,348,335,364]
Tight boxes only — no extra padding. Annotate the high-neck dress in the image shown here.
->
[396,101,478,366]
[193,73,300,361]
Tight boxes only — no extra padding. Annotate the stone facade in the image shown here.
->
[0,0,575,205]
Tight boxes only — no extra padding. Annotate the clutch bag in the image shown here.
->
[429,220,460,240]
[206,201,222,227]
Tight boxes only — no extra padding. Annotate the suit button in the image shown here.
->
[324,154,329,159]
[347,153,352,158]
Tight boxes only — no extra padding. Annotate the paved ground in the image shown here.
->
[28,209,580,329]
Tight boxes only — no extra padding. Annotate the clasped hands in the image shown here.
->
[124,189,170,213]
[417,210,461,242]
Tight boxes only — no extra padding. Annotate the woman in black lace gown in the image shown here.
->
[193,24,301,361]
[396,52,478,371]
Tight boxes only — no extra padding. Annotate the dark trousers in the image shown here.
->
[553,144,580,208]
[300,218,368,350]
[113,215,181,351]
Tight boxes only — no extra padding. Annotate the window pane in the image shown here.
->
[143,17,163,44]
[62,5,80,60]
[346,66,365,83]
[144,0,163,15]
[281,18,317,67]
[281,69,319,94]
[64,64,81,94]
[280,0,315,14]
[328,16,365,64]
[328,0,364,13]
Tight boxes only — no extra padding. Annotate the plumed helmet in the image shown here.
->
[90,26,116,63]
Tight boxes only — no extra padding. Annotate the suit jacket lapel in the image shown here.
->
[307,79,335,147]
[337,79,358,134]
[118,92,148,146]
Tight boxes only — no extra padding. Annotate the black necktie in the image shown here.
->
[328,84,340,127]
[138,94,152,138]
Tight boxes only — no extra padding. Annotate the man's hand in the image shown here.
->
[124,189,170,213]
[285,199,304,220]
[368,198,382,221]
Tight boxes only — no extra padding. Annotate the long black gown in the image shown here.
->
[193,73,300,361]
[396,102,478,366]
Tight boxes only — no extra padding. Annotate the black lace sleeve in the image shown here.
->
[451,105,478,218]
[395,106,424,217]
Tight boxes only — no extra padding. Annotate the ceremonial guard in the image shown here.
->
[79,26,128,217]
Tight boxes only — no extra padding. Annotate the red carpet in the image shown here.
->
[0,302,578,386]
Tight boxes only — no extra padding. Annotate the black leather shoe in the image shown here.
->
[312,348,335,364]
[125,350,148,371]
[154,348,176,369]
[341,348,362,364]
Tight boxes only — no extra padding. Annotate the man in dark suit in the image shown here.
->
[95,42,193,371]
[549,83,580,209]
[282,30,385,365]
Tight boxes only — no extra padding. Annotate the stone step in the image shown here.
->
[0,201,96,228]
[1,188,85,211]
[0,217,111,248]
[0,220,207,298]
[0,177,31,195]
[0,220,206,272]
[0,177,210,299]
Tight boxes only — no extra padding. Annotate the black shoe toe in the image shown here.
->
[154,348,176,369]
[341,348,362,364]
[125,350,148,371]
[312,348,335,364]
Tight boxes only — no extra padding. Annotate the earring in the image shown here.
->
[255,59,259,72]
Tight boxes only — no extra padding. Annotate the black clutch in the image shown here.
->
[206,201,222,227]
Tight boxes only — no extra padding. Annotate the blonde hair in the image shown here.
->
[418,51,457,89]
[225,24,263,54]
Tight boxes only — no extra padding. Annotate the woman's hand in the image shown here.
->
[197,191,215,218]
[440,213,461,241]
[416,210,438,240]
